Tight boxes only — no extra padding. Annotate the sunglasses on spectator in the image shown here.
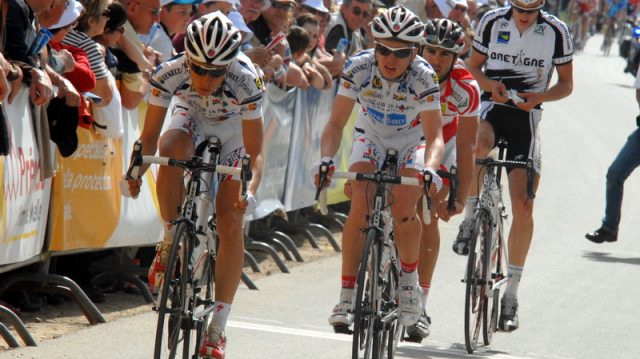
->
[271,1,295,11]
[512,5,539,14]
[136,2,162,16]
[453,5,467,12]
[189,61,229,78]
[351,7,370,18]
[375,42,415,59]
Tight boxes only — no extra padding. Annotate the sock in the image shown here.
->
[341,275,356,289]
[464,196,478,219]
[505,264,523,298]
[399,261,418,287]
[419,282,431,312]
[340,287,354,303]
[162,221,175,243]
[210,301,232,335]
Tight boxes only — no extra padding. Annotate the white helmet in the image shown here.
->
[371,6,424,45]
[510,0,545,10]
[185,11,242,66]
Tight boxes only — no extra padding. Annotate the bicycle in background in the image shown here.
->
[463,138,535,354]
[125,137,252,359]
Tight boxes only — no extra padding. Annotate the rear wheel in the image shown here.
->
[154,222,196,359]
[385,258,402,359]
[352,229,381,359]
[464,211,489,354]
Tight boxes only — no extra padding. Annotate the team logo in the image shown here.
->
[151,88,160,96]
[394,25,400,31]
[393,93,407,101]
[255,77,264,90]
[208,50,216,57]
[441,102,447,114]
[497,31,510,44]
[343,81,351,89]
[534,25,545,35]
[426,95,435,102]
[248,103,257,111]
[372,76,382,89]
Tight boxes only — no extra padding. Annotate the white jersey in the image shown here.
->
[473,7,573,106]
[337,49,441,138]
[148,52,265,124]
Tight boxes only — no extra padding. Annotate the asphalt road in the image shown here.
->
[2,34,640,359]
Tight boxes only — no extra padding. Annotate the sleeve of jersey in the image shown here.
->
[472,13,492,55]
[238,73,265,120]
[414,69,441,112]
[148,64,175,108]
[552,19,573,65]
[456,78,481,116]
[336,54,367,99]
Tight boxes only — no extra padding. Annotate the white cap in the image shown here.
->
[302,0,329,13]
[434,0,468,18]
[228,11,251,34]
[49,0,84,30]
[160,0,202,7]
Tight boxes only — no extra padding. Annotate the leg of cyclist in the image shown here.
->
[328,161,377,330]
[499,168,540,332]
[391,167,424,326]
[454,120,494,255]
[148,128,196,289]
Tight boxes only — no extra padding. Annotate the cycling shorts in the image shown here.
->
[480,101,542,173]
[348,127,426,172]
[167,104,246,180]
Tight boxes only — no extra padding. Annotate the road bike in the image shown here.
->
[316,152,456,359]
[125,137,252,359]
[463,138,535,354]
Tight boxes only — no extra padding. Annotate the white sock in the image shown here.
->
[210,301,232,334]
[464,197,478,219]
[420,284,430,312]
[505,264,523,298]
[399,270,418,288]
[340,288,354,303]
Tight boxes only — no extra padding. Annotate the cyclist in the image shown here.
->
[568,0,596,50]
[121,12,265,359]
[316,5,445,331]
[460,0,573,332]
[602,0,628,50]
[405,18,480,342]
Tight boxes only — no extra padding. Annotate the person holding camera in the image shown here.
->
[585,69,640,244]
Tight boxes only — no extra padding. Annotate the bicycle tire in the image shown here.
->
[482,214,499,345]
[154,222,195,359]
[192,251,216,356]
[464,210,489,354]
[385,258,402,359]
[352,228,381,359]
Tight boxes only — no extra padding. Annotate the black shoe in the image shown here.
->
[585,227,617,243]
[498,295,519,332]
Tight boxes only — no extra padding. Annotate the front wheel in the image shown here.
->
[464,211,489,354]
[352,229,381,359]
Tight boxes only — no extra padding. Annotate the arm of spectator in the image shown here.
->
[120,72,147,110]
[29,68,53,106]
[286,62,309,89]
[46,64,81,107]
[243,46,272,68]
[117,34,154,73]
[0,54,23,103]
[311,57,333,90]
[63,47,97,94]
[317,50,346,77]
[301,61,325,89]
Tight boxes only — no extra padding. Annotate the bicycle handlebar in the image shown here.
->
[476,157,536,200]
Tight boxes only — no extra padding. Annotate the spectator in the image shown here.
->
[94,2,129,72]
[62,0,115,106]
[296,13,332,87]
[238,0,265,24]
[144,0,200,61]
[324,0,371,56]
[299,0,330,33]
[287,25,325,88]
[172,0,236,52]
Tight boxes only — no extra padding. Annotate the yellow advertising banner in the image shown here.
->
[50,128,123,251]
[326,106,359,205]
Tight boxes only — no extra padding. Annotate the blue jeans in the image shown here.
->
[602,127,640,232]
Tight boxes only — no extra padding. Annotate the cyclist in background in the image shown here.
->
[317,5,445,332]
[121,12,265,359]
[405,18,480,342]
[568,0,596,50]
[602,0,628,47]
[460,0,573,332]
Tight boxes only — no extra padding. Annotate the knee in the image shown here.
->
[512,197,534,218]
[390,205,418,224]
[158,132,194,158]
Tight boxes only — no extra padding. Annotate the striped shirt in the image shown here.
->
[62,29,109,80]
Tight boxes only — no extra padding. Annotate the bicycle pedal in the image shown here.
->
[332,324,353,335]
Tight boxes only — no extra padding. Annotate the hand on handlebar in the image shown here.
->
[120,175,142,198]
[314,156,335,190]
[420,168,442,196]
[437,199,463,222]
[236,190,257,213]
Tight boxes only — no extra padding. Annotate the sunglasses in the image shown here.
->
[136,2,162,16]
[271,1,295,11]
[512,5,540,14]
[351,6,371,18]
[189,61,229,78]
[375,42,415,59]
[424,34,459,49]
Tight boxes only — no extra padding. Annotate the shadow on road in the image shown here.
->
[395,341,512,358]
[582,251,640,266]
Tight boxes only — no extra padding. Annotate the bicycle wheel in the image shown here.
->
[384,259,402,359]
[154,222,196,359]
[192,250,216,356]
[352,229,381,359]
[482,213,502,345]
[464,210,489,354]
